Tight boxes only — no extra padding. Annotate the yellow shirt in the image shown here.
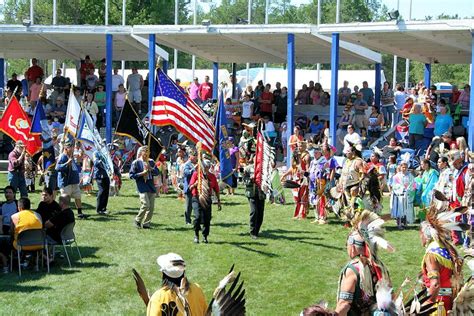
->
[146,282,207,316]
[13,210,43,250]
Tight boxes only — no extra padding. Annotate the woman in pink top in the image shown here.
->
[29,77,43,104]
[114,84,127,123]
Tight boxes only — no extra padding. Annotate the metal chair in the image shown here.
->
[10,229,49,277]
[48,222,82,267]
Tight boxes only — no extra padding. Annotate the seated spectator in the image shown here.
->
[36,187,61,224]
[11,198,43,251]
[308,115,324,135]
[408,104,427,149]
[0,186,18,235]
[320,92,329,106]
[44,195,75,244]
[263,116,277,142]
[50,95,68,124]
[343,125,361,153]
[85,68,99,92]
[367,106,384,142]
[310,83,324,105]
[242,84,254,100]
[382,137,402,159]
[433,104,453,137]
[350,85,359,103]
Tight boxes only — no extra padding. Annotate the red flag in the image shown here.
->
[0,97,42,156]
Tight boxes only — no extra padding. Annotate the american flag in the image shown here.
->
[151,69,215,152]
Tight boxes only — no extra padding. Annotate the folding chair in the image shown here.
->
[48,222,83,268]
[10,229,49,277]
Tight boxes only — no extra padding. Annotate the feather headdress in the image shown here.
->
[351,210,394,282]
[196,142,211,209]
[420,204,466,295]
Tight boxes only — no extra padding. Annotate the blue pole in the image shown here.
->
[329,33,339,148]
[212,62,219,100]
[287,33,295,167]
[148,34,156,115]
[374,63,381,107]
[0,58,4,97]
[162,60,168,75]
[424,63,431,89]
[468,33,474,149]
[105,34,113,144]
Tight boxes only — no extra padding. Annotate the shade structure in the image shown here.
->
[133,24,381,64]
[318,19,473,64]
[0,25,169,61]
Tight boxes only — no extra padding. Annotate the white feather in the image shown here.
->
[376,281,392,310]
[371,235,395,252]
[437,211,461,222]
[442,222,465,231]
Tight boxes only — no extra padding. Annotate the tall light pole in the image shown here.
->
[174,0,179,80]
[245,0,252,85]
[191,0,197,80]
[52,0,57,75]
[392,0,399,88]
[30,0,34,25]
[263,0,269,84]
[316,0,321,83]
[121,0,126,78]
[405,0,412,89]
[335,0,340,23]
[105,0,109,26]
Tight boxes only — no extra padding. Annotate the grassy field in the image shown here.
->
[0,177,427,315]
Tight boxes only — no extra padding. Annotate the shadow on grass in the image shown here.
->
[212,240,277,258]
[0,284,52,292]
[385,225,420,232]
[221,201,242,206]
[86,215,120,222]
[213,222,245,228]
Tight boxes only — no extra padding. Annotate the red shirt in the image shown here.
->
[198,82,213,101]
[26,65,44,81]
[259,91,274,113]
[189,171,219,197]
[80,63,95,80]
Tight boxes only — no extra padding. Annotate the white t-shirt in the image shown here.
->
[343,132,361,152]
[241,101,253,118]
[112,74,125,92]
[394,91,406,110]
[264,121,275,133]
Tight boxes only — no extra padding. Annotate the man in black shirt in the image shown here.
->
[44,194,75,243]
[6,73,22,98]
[36,188,61,224]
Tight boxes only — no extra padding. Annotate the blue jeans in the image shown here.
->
[381,105,395,127]
[7,171,28,197]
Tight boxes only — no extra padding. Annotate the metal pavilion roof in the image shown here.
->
[0,25,169,61]
[132,24,382,64]
[318,19,474,64]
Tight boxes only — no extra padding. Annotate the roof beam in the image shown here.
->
[115,34,169,61]
[220,34,286,62]
[36,34,83,60]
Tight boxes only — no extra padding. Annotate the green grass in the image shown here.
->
[0,178,426,315]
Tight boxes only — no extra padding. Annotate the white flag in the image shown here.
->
[65,91,82,137]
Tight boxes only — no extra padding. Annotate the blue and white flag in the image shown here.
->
[214,91,233,186]
[30,100,55,170]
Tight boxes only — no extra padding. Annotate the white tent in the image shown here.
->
[236,68,386,91]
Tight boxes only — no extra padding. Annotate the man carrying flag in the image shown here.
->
[214,91,233,190]
[150,69,215,153]
[0,96,42,197]
[30,99,57,191]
